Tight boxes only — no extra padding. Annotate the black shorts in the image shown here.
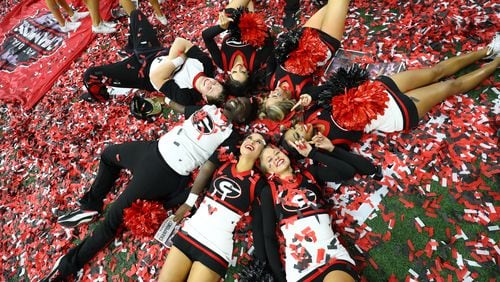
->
[376,75,420,130]
[314,28,342,55]
[172,230,228,277]
[299,259,358,282]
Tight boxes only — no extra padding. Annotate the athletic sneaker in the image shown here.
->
[57,209,98,228]
[102,20,118,28]
[156,14,168,25]
[91,23,116,34]
[60,21,81,32]
[41,256,65,282]
[486,33,500,59]
[69,11,89,22]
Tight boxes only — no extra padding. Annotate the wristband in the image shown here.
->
[164,97,171,105]
[171,56,185,68]
[185,192,198,207]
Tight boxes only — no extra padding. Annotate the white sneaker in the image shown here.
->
[92,23,116,34]
[156,14,168,25]
[102,20,117,28]
[69,11,89,22]
[60,21,81,32]
[158,0,165,3]
[486,33,500,59]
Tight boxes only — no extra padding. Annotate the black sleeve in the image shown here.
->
[302,84,328,100]
[184,105,203,118]
[260,188,287,282]
[308,147,377,183]
[202,25,225,70]
[207,131,240,166]
[186,45,216,78]
[254,33,275,71]
[159,81,202,106]
[250,180,267,261]
[328,146,377,175]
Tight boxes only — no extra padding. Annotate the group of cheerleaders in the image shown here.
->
[44,0,499,281]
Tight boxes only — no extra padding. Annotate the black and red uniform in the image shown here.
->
[83,9,215,105]
[304,105,363,147]
[202,24,273,76]
[255,147,376,281]
[266,28,341,99]
[172,161,266,277]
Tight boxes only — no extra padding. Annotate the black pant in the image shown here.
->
[58,141,189,275]
[285,0,300,13]
[83,10,165,99]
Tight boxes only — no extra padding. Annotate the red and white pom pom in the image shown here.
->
[239,12,268,48]
[123,199,168,237]
[284,29,328,76]
[331,81,389,131]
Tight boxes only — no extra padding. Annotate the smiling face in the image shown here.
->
[284,123,314,144]
[240,133,266,159]
[260,147,291,175]
[264,87,288,109]
[196,76,224,101]
[223,96,253,123]
[229,63,249,83]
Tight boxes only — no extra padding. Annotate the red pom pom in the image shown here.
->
[331,81,389,131]
[284,29,329,76]
[123,199,168,237]
[239,12,268,48]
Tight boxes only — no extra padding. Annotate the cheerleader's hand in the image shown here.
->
[288,138,312,157]
[173,203,191,223]
[218,12,233,29]
[290,94,312,112]
[311,132,335,152]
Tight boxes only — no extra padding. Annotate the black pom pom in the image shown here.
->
[239,259,275,282]
[318,64,369,110]
[225,7,245,40]
[274,28,303,64]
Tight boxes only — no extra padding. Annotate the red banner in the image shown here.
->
[0,0,114,109]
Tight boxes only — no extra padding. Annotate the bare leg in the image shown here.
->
[226,0,252,9]
[186,261,221,282]
[158,247,193,282]
[390,48,489,93]
[405,57,499,118]
[324,270,356,282]
[84,0,102,26]
[46,0,65,26]
[303,6,326,30]
[303,0,349,41]
[120,0,136,16]
[56,0,74,17]
[149,0,164,17]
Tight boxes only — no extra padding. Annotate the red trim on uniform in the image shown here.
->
[279,210,330,226]
[301,259,354,282]
[230,163,252,178]
[192,72,206,93]
[381,83,410,130]
[177,232,228,268]
[228,50,250,72]
[207,194,245,216]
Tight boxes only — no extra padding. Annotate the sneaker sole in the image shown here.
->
[57,211,98,228]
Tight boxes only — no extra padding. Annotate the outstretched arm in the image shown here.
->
[172,160,217,222]
[260,188,287,282]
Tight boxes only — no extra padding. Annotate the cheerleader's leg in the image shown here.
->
[389,48,489,93]
[404,57,499,118]
[303,0,350,42]
[187,262,222,282]
[158,246,193,282]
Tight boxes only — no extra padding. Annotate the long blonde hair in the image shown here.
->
[259,98,296,121]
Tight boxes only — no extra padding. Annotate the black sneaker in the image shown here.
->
[372,165,383,181]
[57,209,98,228]
[41,256,65,282]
